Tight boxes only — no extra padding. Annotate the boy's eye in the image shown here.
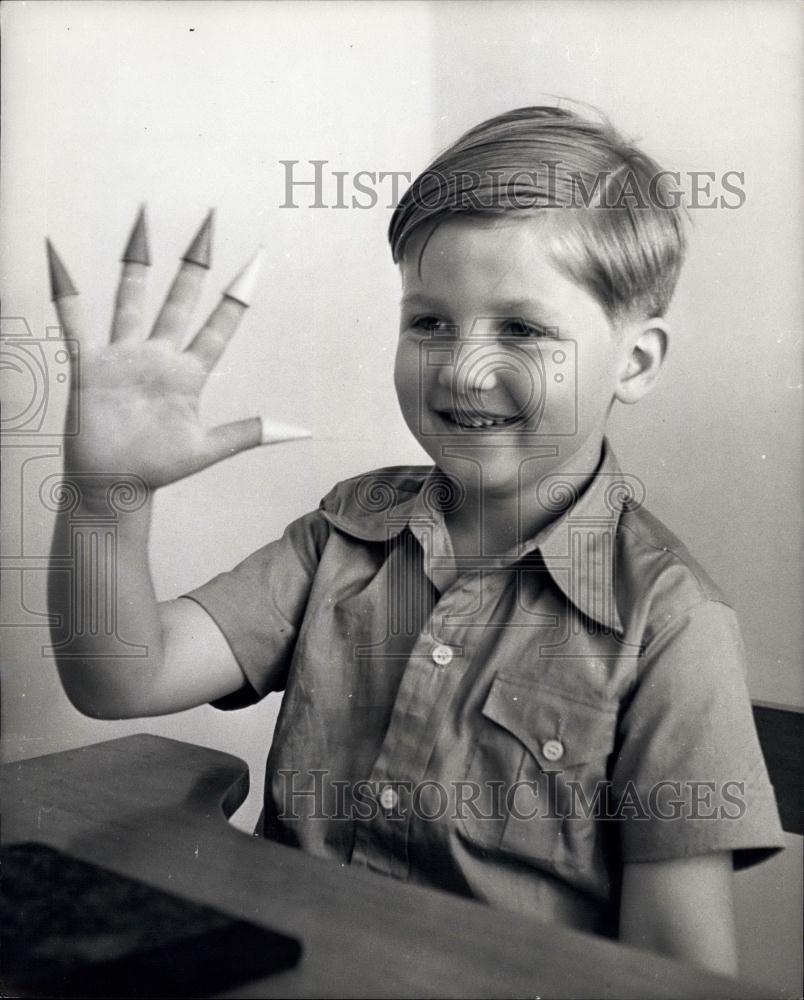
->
[501,319,553,339]
[410,315,448,333]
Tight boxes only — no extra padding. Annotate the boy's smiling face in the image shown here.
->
[395,214,648,498]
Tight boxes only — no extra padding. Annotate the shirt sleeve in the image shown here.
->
[182,510,330,709]
[611,599,785,869]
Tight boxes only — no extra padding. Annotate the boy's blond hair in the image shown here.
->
[389,105,687,321]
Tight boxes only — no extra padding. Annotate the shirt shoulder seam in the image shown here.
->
[617,513,732,607]
[643,596,738,655]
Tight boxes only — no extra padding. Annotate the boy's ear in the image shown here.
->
[614,319,669,405]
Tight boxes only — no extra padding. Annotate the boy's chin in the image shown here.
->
[427,447,571,497]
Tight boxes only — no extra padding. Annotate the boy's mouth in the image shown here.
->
[436,409,520,430]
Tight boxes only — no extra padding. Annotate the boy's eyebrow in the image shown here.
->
[487,298,559,320]
[399,293,444,310]
[400,293,561,322]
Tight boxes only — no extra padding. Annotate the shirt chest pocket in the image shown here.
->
[458,674,619,875]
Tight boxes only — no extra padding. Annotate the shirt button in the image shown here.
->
[432,644,454,667]
[542,738,565,762]
[379,787,398,810]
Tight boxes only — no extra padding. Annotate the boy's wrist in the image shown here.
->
[50,472,153,520]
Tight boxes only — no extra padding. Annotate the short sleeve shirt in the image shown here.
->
[186,442,784,936]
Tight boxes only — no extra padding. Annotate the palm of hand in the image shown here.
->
[67,341,210,489]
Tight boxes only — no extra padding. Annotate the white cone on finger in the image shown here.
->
[223,248,264,307]
[261,417,313,445]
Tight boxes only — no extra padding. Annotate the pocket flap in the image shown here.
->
[480,674,617,769]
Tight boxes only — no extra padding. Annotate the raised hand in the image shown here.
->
[48,208,310,495]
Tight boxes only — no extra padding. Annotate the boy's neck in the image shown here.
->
[441,434,606,560]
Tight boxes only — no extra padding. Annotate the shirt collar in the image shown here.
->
[534,441,627,635]
[319,468,425,542]
[320,442,630,634]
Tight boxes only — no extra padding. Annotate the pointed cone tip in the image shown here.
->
[260,418,312,445]
[121,205,151,265]
[46,239,78,300]
[182,208,215,268]
[223,248,264,307]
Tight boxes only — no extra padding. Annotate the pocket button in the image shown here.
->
[541,738,565,763]
[432,644,454,667]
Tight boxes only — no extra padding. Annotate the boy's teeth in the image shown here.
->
[445,412,512,428]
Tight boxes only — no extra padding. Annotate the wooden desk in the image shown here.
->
[1,735,757,999]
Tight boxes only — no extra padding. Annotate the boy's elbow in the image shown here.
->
[55,661,158,721]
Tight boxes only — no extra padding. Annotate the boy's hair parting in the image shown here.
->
[388,105,688,321]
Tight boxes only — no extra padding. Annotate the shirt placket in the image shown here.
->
[350,511,499,879]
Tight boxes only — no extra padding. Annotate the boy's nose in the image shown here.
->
[436,363,498,392]
[435,343,499,393]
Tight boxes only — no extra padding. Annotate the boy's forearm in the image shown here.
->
[48,481,166,719]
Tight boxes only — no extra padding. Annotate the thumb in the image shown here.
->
[204,417,312,465]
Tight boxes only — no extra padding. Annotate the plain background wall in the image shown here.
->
[1,1,801,994]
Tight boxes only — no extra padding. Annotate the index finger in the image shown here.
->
[184,249,263,373]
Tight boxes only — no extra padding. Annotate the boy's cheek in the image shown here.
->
[393,349,424,426]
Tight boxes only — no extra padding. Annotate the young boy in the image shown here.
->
[48,106,783,976]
